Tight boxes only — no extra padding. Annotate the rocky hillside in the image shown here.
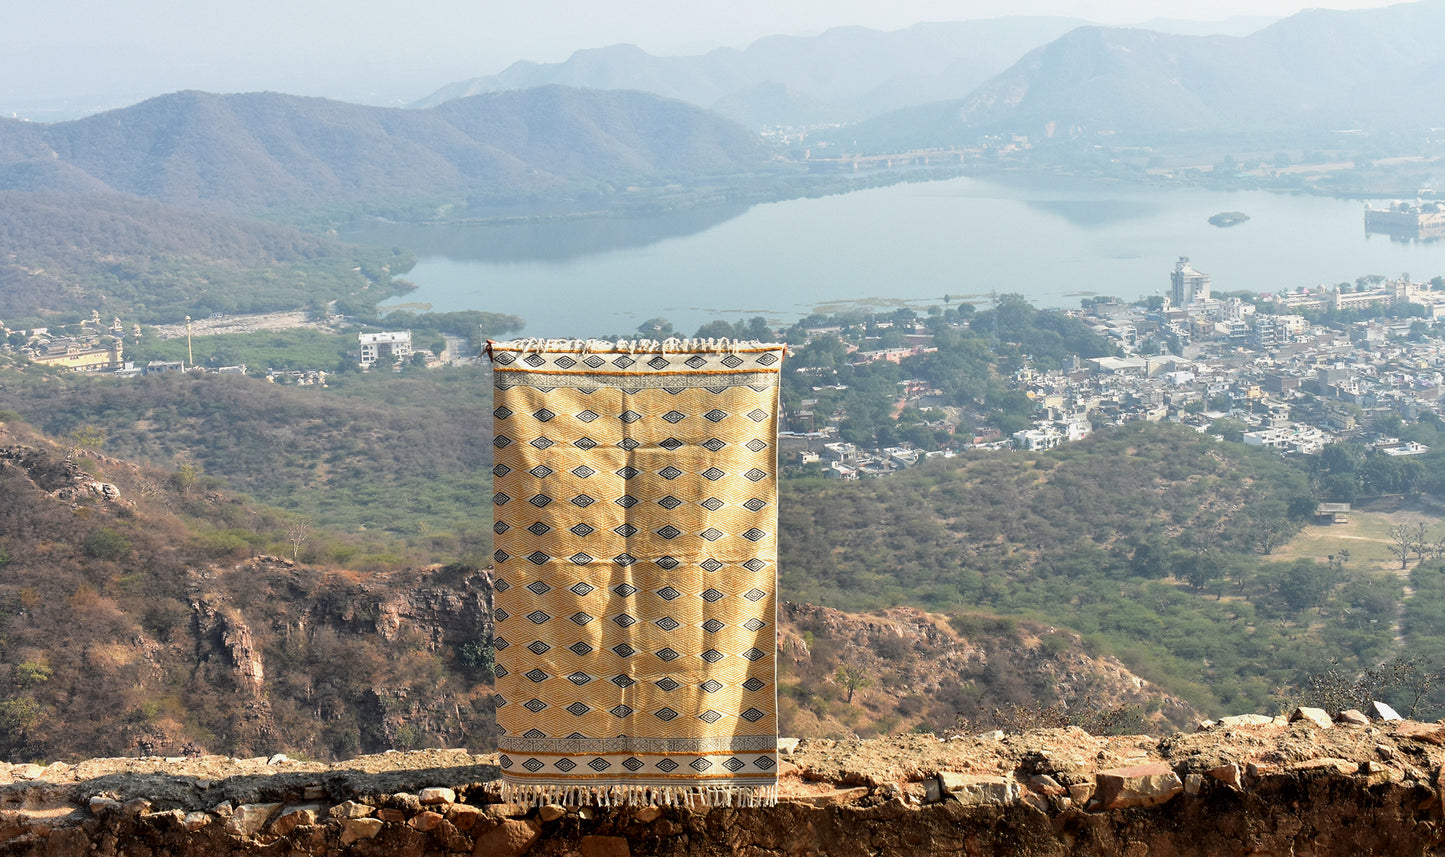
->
[0,416,1188,764]
[777,604,1199,737]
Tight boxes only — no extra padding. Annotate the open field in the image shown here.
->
[1273,495,1445,574]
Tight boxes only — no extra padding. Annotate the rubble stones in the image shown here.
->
[420,786,456,805]
[1374,701,1404,721]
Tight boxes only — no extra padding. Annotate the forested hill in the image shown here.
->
[0,363,1428,722]
[0,87,776,214]
[0,413,1188,762]
[0,191,413,321]
[780,421,1314,611]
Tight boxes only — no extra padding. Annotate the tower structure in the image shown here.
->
[1170,257,1211,307]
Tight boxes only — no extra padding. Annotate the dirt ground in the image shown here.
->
[148,311,337,340]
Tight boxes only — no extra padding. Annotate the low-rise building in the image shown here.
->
[28,339,124,372]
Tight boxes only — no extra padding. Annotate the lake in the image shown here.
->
[349,176,1445,338]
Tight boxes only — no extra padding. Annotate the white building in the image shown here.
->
[359,331,413,368]
[1171,257,1212,307]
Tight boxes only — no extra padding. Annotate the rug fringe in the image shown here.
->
[499,782,778,809]
[490,338,780,355]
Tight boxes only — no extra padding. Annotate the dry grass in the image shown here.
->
[1273,496,1445,575]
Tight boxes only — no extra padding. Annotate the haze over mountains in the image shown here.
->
[412,15,1277,130]
[411,19,1093,128]
[411,2,1445,149]
[839,0,1445,149]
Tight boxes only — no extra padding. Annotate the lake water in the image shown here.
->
[350,176,1445,338]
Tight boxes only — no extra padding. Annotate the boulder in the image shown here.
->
[1290,707,1333,729]
[580,835,632,857]
[1393,720,1445,745]
[447,804,484,831]
[1337,710,1371,726]
[225,803,281,837]
[1095,764,1184,809]
[340,817,384,845]
[936,773,1021,806]
[1374,701,1403,721]
[1218,714,1275,728]
[473,819,541,857]
[1208,763,1242,788]
[270,805,321,836]
[331,800,374,819]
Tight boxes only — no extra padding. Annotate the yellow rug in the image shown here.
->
[487,339,783,807]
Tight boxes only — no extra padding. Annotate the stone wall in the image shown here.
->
[3,714,1445,856]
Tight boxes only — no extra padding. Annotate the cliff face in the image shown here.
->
[1,716,1443,856]
[779,603,1201,737]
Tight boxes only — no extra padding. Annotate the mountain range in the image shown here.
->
[411,15,1274,130]
[4,3,1443,225]
[411,19,1090,128]
[413,2,1445,151]
[841,1,1445,149]
[0,87,775,215]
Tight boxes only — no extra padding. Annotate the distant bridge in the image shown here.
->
[803,148,974,173]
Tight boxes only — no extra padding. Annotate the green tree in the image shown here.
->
[834,663,873,704]
[1280,559,1331,612]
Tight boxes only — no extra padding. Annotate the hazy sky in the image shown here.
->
[1,0,1409,117]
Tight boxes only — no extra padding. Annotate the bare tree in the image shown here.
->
[287,519,313,560]
[1388,524,1414,570]
[1411,522,1432,565]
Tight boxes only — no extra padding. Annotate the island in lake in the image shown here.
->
[1209,211,1250,227]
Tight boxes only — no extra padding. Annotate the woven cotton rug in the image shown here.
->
[487,339,783,808]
